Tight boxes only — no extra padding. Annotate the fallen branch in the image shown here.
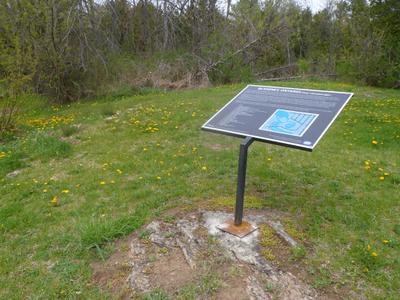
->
[256,63,298,77]
[257,73,337,82]
[204,38,261,73]
[257,75,302,82]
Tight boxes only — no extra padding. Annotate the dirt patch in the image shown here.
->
[92,209,342,299]
[150,248,196,292]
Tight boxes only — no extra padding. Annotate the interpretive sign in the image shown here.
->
[202,85,353,151]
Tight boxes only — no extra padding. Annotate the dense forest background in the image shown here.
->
[0,0,399,104]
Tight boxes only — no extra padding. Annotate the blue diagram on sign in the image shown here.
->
[259,109,318,137]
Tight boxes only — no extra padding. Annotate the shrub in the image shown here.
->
[0,97,19,140]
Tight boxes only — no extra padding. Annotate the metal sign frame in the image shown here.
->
[202,84,354,151]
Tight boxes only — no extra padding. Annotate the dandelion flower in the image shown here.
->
[43,189,48,193]
[383,240,389,244]
[51,196,58,206]
[61,189,69,194]
[379,176,385,181]
[100,181,106,185]
[371,252,378,257]
[117,169,123,174]
[202,166,207,171]
[371,140,378,145]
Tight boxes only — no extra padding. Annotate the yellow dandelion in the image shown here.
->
[379,176,385,181]
[382,240,389,244]
[367,244,371,251]
[43,189,48,193]
[117,169,123,174]
[61,189,69,194]
[384,172,389,176]
[371,140,378,145]
[100,181,106,185]
[202,166,207,171]
[156,176,161,180]
[51,196,58,206]
[371,252,378,257]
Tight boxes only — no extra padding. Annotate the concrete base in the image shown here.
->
[217,220,258,238]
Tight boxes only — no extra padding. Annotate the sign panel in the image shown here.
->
[202,85,353,151]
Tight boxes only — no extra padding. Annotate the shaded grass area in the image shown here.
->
[0,81,399,298]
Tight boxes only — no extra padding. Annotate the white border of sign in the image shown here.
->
[201,84,354,151]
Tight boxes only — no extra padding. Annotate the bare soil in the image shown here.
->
[92,209,345,299]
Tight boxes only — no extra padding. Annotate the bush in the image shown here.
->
[209,56,253,84]
[298,59,311,75]
[0,97,19,140]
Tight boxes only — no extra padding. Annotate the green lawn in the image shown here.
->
[0,81,399,299]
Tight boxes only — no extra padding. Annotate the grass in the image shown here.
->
[0,80,399,298]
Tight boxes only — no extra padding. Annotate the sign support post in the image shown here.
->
[217,136,258,238]
[234,136,254,225]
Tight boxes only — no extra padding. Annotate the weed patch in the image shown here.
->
[25,133,72,161]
